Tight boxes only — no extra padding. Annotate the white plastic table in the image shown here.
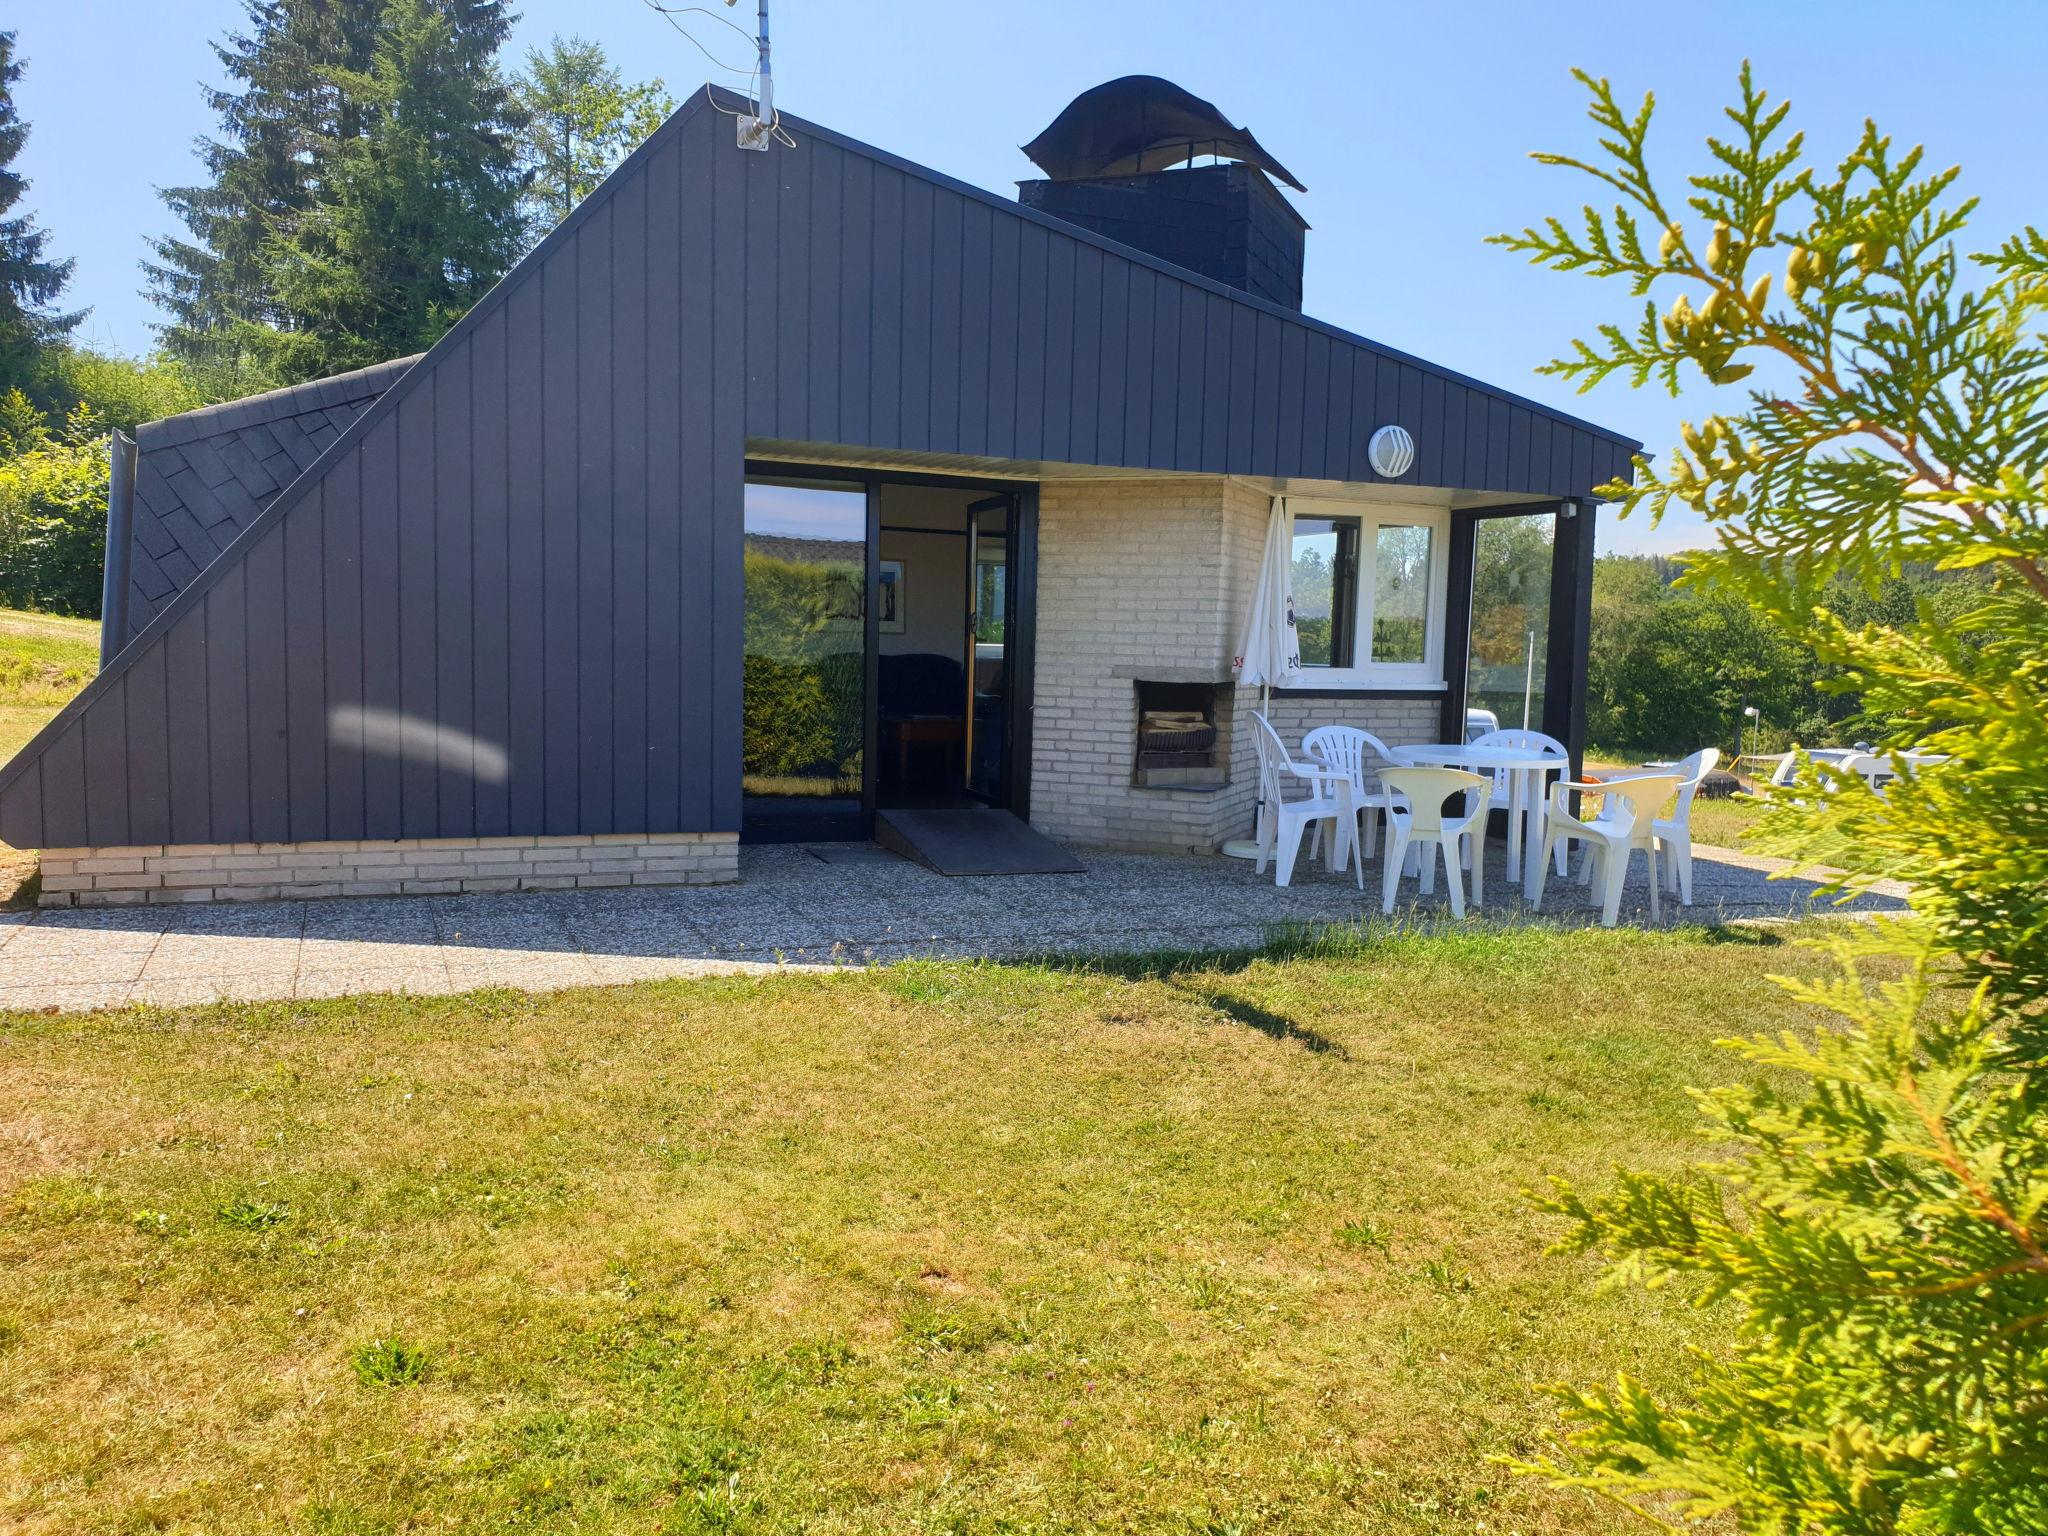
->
[1387,742,1570,899]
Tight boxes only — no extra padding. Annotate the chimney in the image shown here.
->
[1017,76,1308,310]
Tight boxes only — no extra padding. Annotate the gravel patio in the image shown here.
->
[0,839,1909,1014]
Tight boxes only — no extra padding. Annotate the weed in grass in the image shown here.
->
[1420,1257,1476,1295]
[1181,1268,1226,1310]
[676,1472,756,1534]
[129,1209,174,1237]
[901,1379,963,1430]
[215,1196,292,1230]
[1335,1218,1389,1252]
[350,1337,430,1388]
[900,1296,990,1354]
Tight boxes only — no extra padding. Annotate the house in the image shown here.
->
[0,78,1635,906]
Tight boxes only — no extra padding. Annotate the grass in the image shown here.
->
[1687,793,1769,850]
[0,606,99,904]
[0,921,1850,1533]
[0,606,97,769]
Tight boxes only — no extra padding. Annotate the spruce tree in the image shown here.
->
[0,30,81,401]
[144,0,383,390]
[260,0,524,381]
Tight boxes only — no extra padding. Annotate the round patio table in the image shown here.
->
[1387,742,1570,900]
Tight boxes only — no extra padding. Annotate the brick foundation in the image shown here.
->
[36,832,739,907]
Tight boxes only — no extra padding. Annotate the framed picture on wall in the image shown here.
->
[878,560,906,633]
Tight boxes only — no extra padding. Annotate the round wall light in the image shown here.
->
[1367,424,1416,479]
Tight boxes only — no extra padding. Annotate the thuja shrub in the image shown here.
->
[1495,66,2047,1532]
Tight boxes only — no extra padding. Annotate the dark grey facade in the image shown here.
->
[0,87,1635,854]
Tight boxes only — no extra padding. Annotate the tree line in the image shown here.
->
[1585,552,1983,758]
[0,4,674,615]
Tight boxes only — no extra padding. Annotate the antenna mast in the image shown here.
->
[736,0,774,150]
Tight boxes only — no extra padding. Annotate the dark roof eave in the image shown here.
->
[136,353,425,451]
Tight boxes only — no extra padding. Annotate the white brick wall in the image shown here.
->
[1030,477,1242,852]
[1029,474,1450,853]
[36,832,738,908]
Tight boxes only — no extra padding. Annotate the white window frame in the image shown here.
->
[1289,498,1450,690]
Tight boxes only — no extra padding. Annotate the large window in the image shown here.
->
[742,478,867,811]
[1288,501,1447,684]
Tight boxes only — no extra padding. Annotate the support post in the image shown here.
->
[100,431,137,668]
[1542,498,1597,782]
[1438,509,1477,744]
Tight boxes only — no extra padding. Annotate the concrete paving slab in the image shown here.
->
[0,840,1911,1015]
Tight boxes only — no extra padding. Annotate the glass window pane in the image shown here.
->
[1291,517,1355,667]
[1465,512,1555,736]
[742,479,866,805]
[1370,523,1433,665]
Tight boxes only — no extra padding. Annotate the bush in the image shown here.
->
[0,396,110,617]
[45,347,204,433]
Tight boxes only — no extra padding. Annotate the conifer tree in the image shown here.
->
[259,0,524,380]
[0,30,80,401]
[1496,67,2047,1534]
[145,0,383,390]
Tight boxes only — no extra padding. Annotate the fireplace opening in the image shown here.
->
[1133,681,1225,789]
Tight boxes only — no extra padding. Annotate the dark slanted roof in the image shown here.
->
[1023,75,1306,193]
[119,355,419,647]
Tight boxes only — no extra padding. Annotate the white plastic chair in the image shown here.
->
[1249,712,1352,887]
[1377,766,1491,918]
[1468,727,1571,873]
[1653,747,1721,905]
[1533,773,1683,927]
[1302,725,1398,881]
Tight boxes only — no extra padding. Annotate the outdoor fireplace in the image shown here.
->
[1132,681,1225,789]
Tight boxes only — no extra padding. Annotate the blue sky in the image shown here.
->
[10,0,2044,553]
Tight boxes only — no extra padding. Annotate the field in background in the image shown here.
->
[0,922,1848,1533]
[0,607,97,904]
[0,606,96,768]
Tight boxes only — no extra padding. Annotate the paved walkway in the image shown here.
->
[0,840,1908,1014]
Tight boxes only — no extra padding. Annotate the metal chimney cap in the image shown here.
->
[1021,75,1306,193]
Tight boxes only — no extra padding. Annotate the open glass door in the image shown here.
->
[964,494,1012,803]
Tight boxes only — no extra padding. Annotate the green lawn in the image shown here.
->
[0,923,1848,1533]
[0,606,98,903]
[1687,792,1768,849]
[0,605,96,769]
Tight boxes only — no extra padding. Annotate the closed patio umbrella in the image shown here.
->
[1226,497,1302,856]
